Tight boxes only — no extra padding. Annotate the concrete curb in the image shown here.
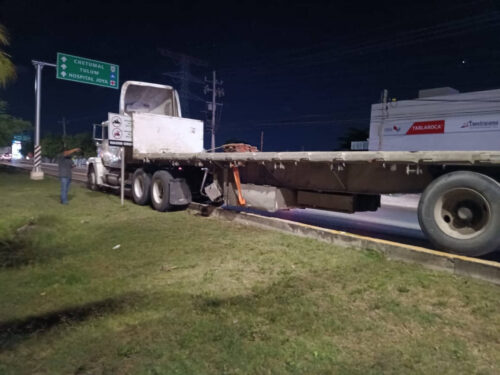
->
[189,203,500,286]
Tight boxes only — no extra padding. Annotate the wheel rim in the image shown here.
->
[152,179,164,204]
[433,188,491,240]
[134,175,144,198]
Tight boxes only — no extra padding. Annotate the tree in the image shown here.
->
[0,25,29,147]
[37,132,96,160]
[65,132,95,158]
[0,101,31,147]
[0,24,16,87]
[40,133,64,159]
[337,127,369,150]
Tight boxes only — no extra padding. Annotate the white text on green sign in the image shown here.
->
[56,53,119,89]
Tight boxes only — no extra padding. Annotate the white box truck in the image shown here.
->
[87,81,500,257]
[369,87,500,151]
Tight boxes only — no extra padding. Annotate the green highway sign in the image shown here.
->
[56,52,119,89]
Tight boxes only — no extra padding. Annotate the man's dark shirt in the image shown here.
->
[58,156,73,178]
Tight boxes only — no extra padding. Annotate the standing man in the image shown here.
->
[58,147,80,204]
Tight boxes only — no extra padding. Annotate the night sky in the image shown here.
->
[1,0,500,151]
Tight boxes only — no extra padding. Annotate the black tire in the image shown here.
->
[151,170,173,212]
[132,169,152,205]
[418,171,500,256]
[87,166,98,191]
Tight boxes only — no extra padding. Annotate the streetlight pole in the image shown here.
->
[30,60,56,180]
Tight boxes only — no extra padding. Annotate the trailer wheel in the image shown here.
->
[418,171,500,256]
[132,169,152,205]
[87,166,98,191]
[151,170,173,212]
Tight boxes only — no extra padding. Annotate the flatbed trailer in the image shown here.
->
[87,81,500,257]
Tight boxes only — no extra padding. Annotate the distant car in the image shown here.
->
[0,153,12,161]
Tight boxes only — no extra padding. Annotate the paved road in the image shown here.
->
[2,160,87,182]
[273,201,428,246]
[228,195,430,248]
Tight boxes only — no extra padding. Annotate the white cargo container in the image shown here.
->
[132,112,203,154]
[368,88,500,151]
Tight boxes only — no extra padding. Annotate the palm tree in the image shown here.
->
[0,24,16,87]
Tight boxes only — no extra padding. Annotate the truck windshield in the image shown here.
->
[123,85,176,116]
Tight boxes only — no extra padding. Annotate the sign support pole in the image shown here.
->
[121,146,125,206]
[108,113,131,206]
[30,60,56,180]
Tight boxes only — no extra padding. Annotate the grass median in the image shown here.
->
[1,167,500,374]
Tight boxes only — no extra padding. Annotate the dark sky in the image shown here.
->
[1,0,500,150]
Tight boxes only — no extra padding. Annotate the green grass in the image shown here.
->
[1,166,500,374]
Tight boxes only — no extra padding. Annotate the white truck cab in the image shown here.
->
[87,81,202,192]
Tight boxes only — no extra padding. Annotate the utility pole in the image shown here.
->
[260,131,264,151]
[378,89,388,151]
[211,71,216,152]
[204,71,224,152]
[180,58,191,117]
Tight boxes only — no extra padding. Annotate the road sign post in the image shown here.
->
[121,146,125,206]
[107,113,132,206]
[56,53,119,89]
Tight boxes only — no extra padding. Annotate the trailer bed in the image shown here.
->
[135,150,500,166]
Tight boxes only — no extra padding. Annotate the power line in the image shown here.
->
[220,12,500,78]
[218,2,494,74]
[159,48,208,118]
[227,117,368,132]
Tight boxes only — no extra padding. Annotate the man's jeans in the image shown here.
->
[60,177,71,204]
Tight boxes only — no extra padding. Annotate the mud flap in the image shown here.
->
[169,178,192,205]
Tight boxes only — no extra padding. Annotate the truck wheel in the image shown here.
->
[132,169,152,205]
[151,170,173,212]
[87,166,98,191]
[418,171,500,256]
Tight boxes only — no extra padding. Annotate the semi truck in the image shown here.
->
[87,81,500,257]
